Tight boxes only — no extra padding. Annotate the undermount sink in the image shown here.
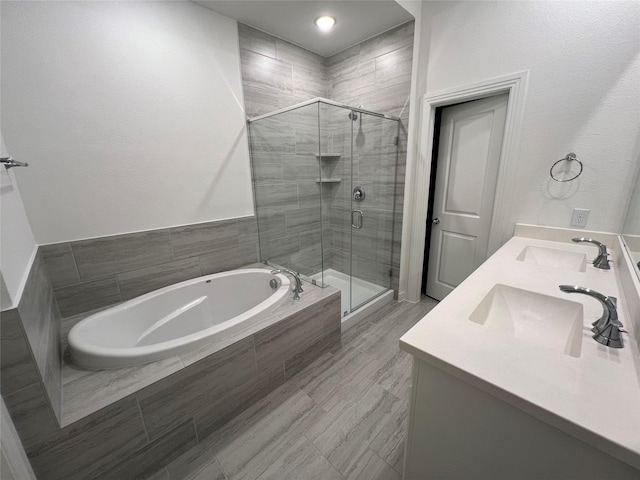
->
[469,284,584,357]
[516,245,587,272]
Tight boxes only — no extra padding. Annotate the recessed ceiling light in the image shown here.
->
[315,16,336,32]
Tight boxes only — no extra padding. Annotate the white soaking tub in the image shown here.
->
[68,268,290,370]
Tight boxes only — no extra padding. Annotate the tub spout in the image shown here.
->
[271,269,303,301]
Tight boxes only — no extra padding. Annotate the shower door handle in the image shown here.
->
[351,210,364,229]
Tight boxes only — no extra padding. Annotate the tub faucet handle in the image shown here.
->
[271,268,303,301]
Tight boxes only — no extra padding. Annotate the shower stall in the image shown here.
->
[248,98,399,322]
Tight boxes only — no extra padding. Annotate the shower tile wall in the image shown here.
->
[320,107,400,290]
[238,23,328,119]
[240,24,330,277]
[41,216,259,317]
[326,22,414,292]
[240,21,414,292]
[250,107,330,277]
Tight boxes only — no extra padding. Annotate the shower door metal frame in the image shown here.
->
[348,110,400,313]
[248,97,400,123]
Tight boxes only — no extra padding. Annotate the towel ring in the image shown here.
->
[550,152,582,182]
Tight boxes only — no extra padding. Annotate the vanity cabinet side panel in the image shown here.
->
[403,358,640,480]
[402,357,421,479]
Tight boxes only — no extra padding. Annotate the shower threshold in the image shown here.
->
[310,269,394,331]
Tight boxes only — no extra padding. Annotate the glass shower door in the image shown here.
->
[249,103,324,283]
[349,111,399,311]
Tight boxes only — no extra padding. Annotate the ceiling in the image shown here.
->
[193,1,415,57]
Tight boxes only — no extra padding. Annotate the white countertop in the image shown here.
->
[400,235,640,470]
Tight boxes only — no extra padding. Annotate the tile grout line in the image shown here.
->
[191,417,199,444]
[213,453,230,480]
[303,431,347,479]
[68,241,83,285]
[134,394,151,443]
[167,228,177,261]
[113,275,124,304]
[368,446,402,479]
[385,436,407,475]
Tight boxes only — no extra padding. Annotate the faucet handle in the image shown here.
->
[593,322,625,348]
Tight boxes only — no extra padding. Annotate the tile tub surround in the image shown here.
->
[9,276,340,480]
[40,216,260,317]
[1,250,62,428]
[240,22,414,294]
[60,271,340,423]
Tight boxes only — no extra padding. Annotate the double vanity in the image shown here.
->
[400,225,640,479]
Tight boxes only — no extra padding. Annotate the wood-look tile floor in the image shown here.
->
[149,297,438,480]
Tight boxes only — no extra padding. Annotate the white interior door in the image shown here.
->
[426,94,508,300]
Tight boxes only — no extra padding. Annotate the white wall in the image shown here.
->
[0,132,37,309]
[1,1,253,244]
[424,1,640,233]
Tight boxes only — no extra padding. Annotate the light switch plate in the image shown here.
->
[570,208,590,227]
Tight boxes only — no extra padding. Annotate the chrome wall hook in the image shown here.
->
[1,157,29,169]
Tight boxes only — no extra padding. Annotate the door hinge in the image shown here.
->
[389,269,393,277]
[394,136,399,146]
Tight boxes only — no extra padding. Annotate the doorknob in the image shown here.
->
[432,218,440,225]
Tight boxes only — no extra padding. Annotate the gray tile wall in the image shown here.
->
[1,251,62,426]
[239,26,330,279]
[249,107,328,278]
[241,21,414,293]
[326,22,414,293]
[3,287,339,480]
[41,216,260,317]
[238,23,327,119]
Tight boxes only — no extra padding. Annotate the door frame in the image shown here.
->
[400,71,528,302]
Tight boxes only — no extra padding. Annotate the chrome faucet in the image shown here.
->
[559,285,625,348]
[571,238,610,270]
[271,269,303,301]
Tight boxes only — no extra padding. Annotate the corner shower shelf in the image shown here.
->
[315,153,342,160]
[315,178,342,184]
